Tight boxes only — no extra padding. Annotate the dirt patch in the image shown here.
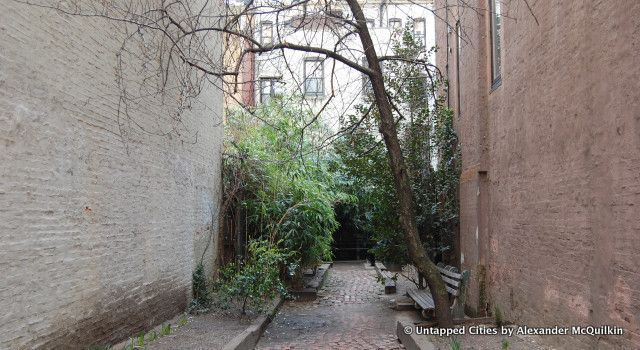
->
[147,307,258,350]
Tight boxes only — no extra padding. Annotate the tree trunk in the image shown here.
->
[344,0,454,327]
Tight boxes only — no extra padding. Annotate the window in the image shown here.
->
[489,0,502,86]
[259,77,279,103]
[413,18,426,43]
[260,21,273,45]
[327,5,343,17]
[366,19,375,29]
[304,58,324,97]
[388,18,402,32]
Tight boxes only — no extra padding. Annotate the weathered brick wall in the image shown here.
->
[0,2,223,349]
[435,1,640,348]
[434,0,492,320]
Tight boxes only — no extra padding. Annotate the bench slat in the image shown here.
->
[417,294,434,309]
[411,265,468,319]
[408,288,435,310]
[436,265,462,279]
[446,285,459,296]
[382,270,394,278]
[441,275,461,288]
[408,289,429,306]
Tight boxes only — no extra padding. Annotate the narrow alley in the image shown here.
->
[3,1,639,349]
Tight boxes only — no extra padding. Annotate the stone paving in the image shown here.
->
[256,261,420,350]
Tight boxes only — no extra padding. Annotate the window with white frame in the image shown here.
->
[259,77,279,103]
[304,58,324,97]
[489,0,502,85]
[260,21,273,45]
[388,18,402,32]
[366,19,375,29]
[413,18,426,43]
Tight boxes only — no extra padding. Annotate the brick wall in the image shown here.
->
[435,1,640,348]
[0,2,223,349]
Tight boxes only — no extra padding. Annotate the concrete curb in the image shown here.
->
[222,297,285,350]
[314,263,331,290]
[396,320,437,350]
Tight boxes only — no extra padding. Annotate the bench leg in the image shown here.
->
[451,270,470,319]
[451,299,464,319]
[421,309,434,319]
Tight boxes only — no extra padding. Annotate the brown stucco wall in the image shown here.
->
[0,2,223,349]
[435,1,640,348]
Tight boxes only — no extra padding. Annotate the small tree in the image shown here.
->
[336,25,460,270]
[191,263,212,311]
[218,240,289,315]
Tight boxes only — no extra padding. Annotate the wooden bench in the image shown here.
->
[407,263,469,319]
[374,262,397,294]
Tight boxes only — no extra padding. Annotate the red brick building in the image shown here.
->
[434,1,640,348]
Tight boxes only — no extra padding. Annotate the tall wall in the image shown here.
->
[0,2,223,349]
[435,1,640,348]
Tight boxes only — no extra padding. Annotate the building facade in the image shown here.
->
[228,0,436,126]
[435,0,640,348]
[0,2,223,348]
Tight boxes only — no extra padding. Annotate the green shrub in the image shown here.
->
[159,323,171,336]
[191,263,211,310]
[146,330,158,342]
[225,101,345,271]
[449,336,461,350]
[135,333,144,347]
[178,314,188,327]
[494,305,505,327]
[217,240,290,314]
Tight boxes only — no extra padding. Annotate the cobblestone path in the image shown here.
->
[256,261,417,350]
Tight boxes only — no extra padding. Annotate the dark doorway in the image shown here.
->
[332,204,370,260]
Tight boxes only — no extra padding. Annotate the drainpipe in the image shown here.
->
[445,0,450,108]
